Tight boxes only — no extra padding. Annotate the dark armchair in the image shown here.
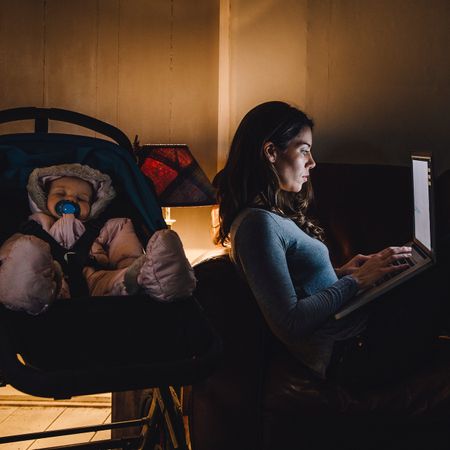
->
[190,163,450,450]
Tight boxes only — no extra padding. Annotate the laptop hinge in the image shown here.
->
[413,239,431,259]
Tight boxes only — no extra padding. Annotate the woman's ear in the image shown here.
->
[263,142,277,163]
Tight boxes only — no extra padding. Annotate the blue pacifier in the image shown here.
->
[55,200,81,218]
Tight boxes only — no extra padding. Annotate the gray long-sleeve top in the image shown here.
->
[230,208,367,377]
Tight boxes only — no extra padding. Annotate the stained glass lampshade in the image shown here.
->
[137,144,217,207]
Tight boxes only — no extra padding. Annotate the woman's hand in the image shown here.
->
[347,246,412,290]
[335,254,371,277]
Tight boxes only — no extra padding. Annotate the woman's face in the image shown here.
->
[47,176,93,220]
[268,126,315,193]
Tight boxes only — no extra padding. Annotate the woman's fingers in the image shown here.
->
[367,251,411,273]
[379,246,412,261]
[386,254,412,265]
[380,246,412,256]
[352,254,371,265]
[380,262,410,273]
[352,246,412,289]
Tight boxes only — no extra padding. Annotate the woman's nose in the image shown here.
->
[307,154,316,169]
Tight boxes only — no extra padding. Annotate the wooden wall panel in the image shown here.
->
[169,0,219,249]
[96,0,120,133]
[45,0,98,135]
[228,0,308,140]
[117,0,171,144]
[307,0,450,173]
[171,0,219,177]
[0,0,44,133]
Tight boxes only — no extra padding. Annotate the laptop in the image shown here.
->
[335,153,435,320]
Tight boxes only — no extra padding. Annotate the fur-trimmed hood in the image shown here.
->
[27,163,116,220]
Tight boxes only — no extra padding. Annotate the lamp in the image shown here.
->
[136,143,217,227]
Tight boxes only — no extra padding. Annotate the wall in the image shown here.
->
[307,0,450,173]
[217,0,309,168]
[0,0,449,250]
[0,0,219,250]
[221,0,449,174]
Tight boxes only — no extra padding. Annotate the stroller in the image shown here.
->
[0,107,221,449]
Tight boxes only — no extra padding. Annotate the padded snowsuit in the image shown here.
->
[0,164,196,315]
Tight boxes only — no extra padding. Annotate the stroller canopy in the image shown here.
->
[0,132,167,242]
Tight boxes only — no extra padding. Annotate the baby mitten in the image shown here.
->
[0,234,61,314]
[124,229,196,301]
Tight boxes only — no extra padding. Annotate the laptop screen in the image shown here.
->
[412,157,432,252]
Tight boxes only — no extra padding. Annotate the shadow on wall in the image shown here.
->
[313,138,441,172]
[310,161,412,267]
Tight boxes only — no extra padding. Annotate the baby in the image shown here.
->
[0,163,196,314]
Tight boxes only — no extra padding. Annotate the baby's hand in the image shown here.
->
[0,234,60,314]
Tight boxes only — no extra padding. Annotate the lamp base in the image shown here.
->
[163,207,176,229]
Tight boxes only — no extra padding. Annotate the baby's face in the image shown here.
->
[47,176,93,221]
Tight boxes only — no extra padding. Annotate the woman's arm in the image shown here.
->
[232,212,358,344]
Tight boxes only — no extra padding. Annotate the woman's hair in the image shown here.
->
[216,101,324,245]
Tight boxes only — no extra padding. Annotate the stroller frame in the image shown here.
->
[0,386,185,450]
[0,107,220,449]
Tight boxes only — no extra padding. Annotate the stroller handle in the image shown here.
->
[0,107,133,154]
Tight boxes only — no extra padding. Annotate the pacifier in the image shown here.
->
[55,200,81,218]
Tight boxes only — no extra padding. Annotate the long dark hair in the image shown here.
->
[216,101,324,245]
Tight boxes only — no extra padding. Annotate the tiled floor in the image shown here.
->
[0,387,111,449]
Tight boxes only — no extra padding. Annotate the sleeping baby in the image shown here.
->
[0,163,196,314]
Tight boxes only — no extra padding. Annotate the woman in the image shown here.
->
[216,101,445,385]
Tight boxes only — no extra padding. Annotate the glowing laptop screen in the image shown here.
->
[412,158,431,252]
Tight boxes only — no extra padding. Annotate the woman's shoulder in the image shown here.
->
[230,208,299,263]
[233,207,281,228]
[231,208,291,241]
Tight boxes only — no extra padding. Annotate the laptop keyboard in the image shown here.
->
[395,257,416,267]
[373,256,417,286]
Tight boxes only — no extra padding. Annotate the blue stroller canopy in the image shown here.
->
[0,133,167,235]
